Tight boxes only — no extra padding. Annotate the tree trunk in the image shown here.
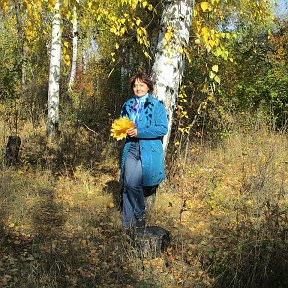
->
[4,136,21,167]
[47,0,62,136]
[68,2,78,92]
[151,0,194,153]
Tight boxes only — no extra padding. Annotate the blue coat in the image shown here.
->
[120,94,168,186]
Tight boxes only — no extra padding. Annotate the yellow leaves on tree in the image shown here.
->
[0,0,9,13]
[63,41,70,66]
[200,2,211,12]
[111,118,135,140]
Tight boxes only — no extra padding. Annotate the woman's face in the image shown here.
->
[133,78,149,97]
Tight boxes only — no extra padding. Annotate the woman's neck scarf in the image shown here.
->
[130,93,148,127]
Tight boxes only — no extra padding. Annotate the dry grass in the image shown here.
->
[152,128,288,287]
[1,120,288,287]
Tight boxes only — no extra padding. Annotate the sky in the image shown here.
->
[275,0,288,16]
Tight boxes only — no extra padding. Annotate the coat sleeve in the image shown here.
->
[137,101,168,139]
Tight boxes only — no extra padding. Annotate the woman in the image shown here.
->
[120,72,168,229]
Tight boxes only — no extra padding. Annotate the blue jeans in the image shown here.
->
[122,141,145,227]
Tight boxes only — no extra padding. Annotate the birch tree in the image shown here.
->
[151,0,194,152]
[47,0,61,136]
[68,0,79,92]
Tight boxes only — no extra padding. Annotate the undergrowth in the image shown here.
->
[0,118,288,287]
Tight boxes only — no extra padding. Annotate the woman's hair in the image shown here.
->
[130,72,154,92]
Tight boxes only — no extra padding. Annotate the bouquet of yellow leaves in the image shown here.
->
[111,117,135,140]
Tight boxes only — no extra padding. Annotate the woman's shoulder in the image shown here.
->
[122,97,136,107]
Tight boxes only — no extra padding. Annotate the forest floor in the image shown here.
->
[1,123,288,287]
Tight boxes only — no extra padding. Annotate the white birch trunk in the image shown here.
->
[151,0,194,153]
[47,0,61,135]
[68,3,78,91]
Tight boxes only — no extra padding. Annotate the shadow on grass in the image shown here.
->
[0,186,159,287]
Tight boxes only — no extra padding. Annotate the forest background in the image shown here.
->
[0,0,288,287]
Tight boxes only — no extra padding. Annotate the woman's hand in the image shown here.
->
[127,128,138,138]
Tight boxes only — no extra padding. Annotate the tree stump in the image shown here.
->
[132,226,170,258]
[4,136,21,166]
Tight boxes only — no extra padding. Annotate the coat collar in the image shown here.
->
[132,93,154,104]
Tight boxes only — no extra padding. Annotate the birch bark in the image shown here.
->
[68,2,79,91]
[47,0,61,136]
[151,0,194,153]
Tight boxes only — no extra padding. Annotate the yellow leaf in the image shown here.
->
[178,46,184,53]
[110,27,116,33]
[209,39,216,47]
[201,27,208,35]
[206,44,212,53]
[201,27,209,43]
[214,75,221,84]
[66,10,71,20]
[165,31,173,42]
[212,64,219,73]
[200,2,210,12]
[143,50,151,59]
[107,202,115,208]
[137,27,143,36]
[36,0,42,7]
[209,71,216,79]
[148,4,153,10]
[208,94,215,102]
[213,47,222,57]
[120,27,127,35]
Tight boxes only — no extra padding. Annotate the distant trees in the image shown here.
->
[222,19,288,127]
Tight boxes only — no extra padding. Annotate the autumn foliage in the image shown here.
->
[0,0,288,287]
